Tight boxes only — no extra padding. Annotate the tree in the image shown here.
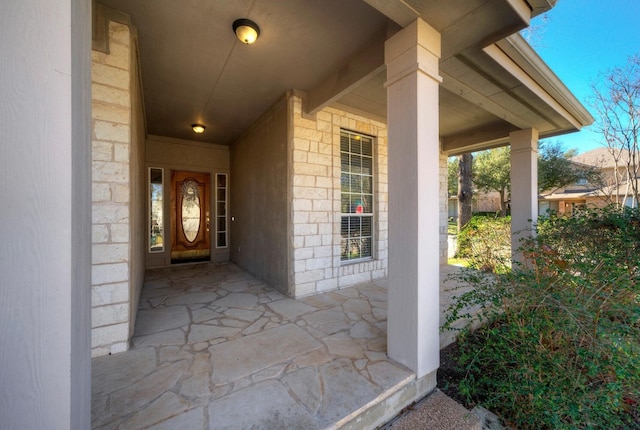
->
[470,143,600,219]
[447,157,458,196]
[457,153,473,230]
[447,154,474,232]
[473,147,511,216]
[520,12,549,49]
[591,54,640,207]
[538,140,600,193]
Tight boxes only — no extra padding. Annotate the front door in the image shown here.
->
[171,171,211,263]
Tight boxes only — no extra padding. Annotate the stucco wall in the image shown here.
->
[0,0,92,427]
[145,135,230,268]
[289,94,389,297]
[91,20,144,356]
[230,96,289,291]
[129,34,146,338]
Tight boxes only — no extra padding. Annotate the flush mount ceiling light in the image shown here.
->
[233,19,260,44]
[191,123,206,134]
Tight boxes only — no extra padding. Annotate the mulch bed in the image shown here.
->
[437,341,640,429]
[437,342,468,406]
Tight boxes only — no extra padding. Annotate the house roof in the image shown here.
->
[540,191,591,201]
[570,147,634,169]
[588,181,640,198]
[94,0,592,150]
[542,179,640,201]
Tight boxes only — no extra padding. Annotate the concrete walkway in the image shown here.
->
[92,262,478,429]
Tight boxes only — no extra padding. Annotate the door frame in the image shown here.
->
[170,170,211,263]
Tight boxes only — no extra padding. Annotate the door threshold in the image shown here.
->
[171,256,211,265]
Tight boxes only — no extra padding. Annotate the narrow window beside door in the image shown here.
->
[149,167,164,252]
[216,173,228,248]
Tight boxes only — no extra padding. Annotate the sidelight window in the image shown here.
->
[149,168,164,252]
[216,173,228,248]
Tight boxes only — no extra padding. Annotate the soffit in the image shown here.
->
[98,0,389,144]
[96,0,588,151]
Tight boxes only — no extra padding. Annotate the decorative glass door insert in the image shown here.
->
[170,171,211,262]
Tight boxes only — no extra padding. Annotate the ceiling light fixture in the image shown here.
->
[191,123,206,134]
[233,19,260,44]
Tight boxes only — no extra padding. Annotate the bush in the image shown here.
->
[456,215,511,272]
[444,206,640,429]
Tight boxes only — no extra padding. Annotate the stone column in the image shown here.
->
[510,128,539,263]
[385,19,442,378]
[91,21,134,357]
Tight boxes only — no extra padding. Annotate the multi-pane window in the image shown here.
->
[216,174,228,248]
[340,130,374,262]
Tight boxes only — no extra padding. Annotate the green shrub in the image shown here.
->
[444,206,640,429]
[456,215,511,273]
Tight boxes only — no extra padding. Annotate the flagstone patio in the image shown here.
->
[92,262,470,429]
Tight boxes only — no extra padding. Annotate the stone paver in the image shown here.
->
[134,306,190,335]
[267,298,316,320]
[208,380,318,429]
[91,262,471,429]
[209,324,322,384]
[317,358,382,425]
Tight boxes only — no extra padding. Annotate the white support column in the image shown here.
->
[385,19,442,378]
[0,0,92,428]
[510,128,539,263]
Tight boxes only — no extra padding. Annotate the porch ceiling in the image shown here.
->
[96,0,591,151]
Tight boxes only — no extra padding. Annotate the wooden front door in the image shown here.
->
[171,171,211,263]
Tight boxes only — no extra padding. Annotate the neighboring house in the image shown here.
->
[448,191,503,218]
[540,147,639,214]
[1,1,594,427]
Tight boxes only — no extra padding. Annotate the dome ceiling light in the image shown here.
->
[191,124,206,134]
[233,19,260,44]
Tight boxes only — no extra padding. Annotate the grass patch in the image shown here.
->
[447,257,469,267]
[447,220,458,235]
[456,215,511,272]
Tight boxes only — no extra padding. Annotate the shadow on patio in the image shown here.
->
[92,262,468,429]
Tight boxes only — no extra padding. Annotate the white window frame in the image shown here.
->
[215,173,228,248]
[624,195,637,208]
[340,129,375,263]
[149,167,164,253]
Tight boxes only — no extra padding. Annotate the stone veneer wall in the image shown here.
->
[289,94,389,297]
[91,21,145,357]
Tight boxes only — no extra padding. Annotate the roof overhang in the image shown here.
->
[441,33,594,155]
[94,0,592,150]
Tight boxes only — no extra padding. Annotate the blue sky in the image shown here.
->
[529,0,640,153]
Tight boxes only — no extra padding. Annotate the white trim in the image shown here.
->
[215,173,229,249]
[490,34,594,127]
[148,167,165,253]
[340,129,376,262]
[483,44,583,130]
